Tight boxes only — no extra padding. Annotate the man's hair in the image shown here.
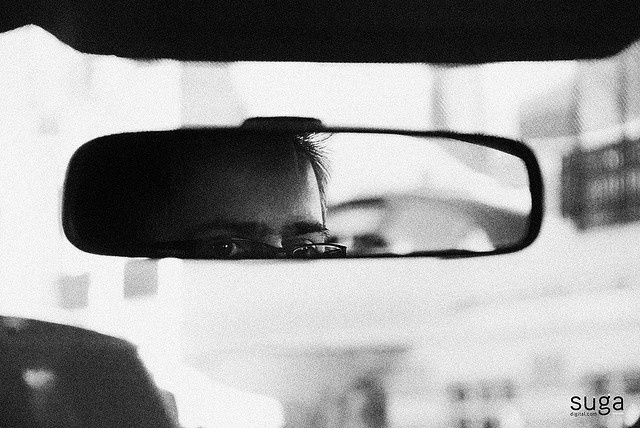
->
[71,129,334,244]
[293,133,332,223]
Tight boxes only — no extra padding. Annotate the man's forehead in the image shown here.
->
[163,140,323,240]
[184,219,328,240]
[187,135,303,163]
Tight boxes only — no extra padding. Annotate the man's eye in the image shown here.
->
[208,240,243,258]
[291,243,346,258]
[290,245,321,258]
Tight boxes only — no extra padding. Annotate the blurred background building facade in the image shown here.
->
[2,25,640,428]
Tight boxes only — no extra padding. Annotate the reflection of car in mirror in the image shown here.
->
[328,193,514,254]
[62,124,542,259]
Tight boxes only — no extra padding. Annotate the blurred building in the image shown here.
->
[382,40,640,428]
[521,40,640,229]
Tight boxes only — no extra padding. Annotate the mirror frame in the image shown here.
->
[63,126,544,259]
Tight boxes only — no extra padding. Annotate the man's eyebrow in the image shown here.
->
[185,220,328,240]
[282,221,329,239]
[185,220,275,239]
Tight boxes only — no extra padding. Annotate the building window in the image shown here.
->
[57,273,90,309]
[624,371,640,395]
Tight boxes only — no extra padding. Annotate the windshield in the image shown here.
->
[2,25,640,428]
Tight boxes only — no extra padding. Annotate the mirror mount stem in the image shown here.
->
[241,117,324,131]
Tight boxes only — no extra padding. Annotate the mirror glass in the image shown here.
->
[63,129,537,259]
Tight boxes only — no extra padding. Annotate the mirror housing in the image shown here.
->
[62,126,543,259]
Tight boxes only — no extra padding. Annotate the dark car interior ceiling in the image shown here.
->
[2,0,639,63]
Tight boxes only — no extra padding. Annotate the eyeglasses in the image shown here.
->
[150,237,347,259]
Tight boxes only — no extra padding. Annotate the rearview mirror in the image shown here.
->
[63,125,543,259]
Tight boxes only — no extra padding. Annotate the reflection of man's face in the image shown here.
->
[155,140,326,249]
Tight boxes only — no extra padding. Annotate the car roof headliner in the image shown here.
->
[2,0,640,63]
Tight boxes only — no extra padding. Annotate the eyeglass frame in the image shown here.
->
[149,237,347,259]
